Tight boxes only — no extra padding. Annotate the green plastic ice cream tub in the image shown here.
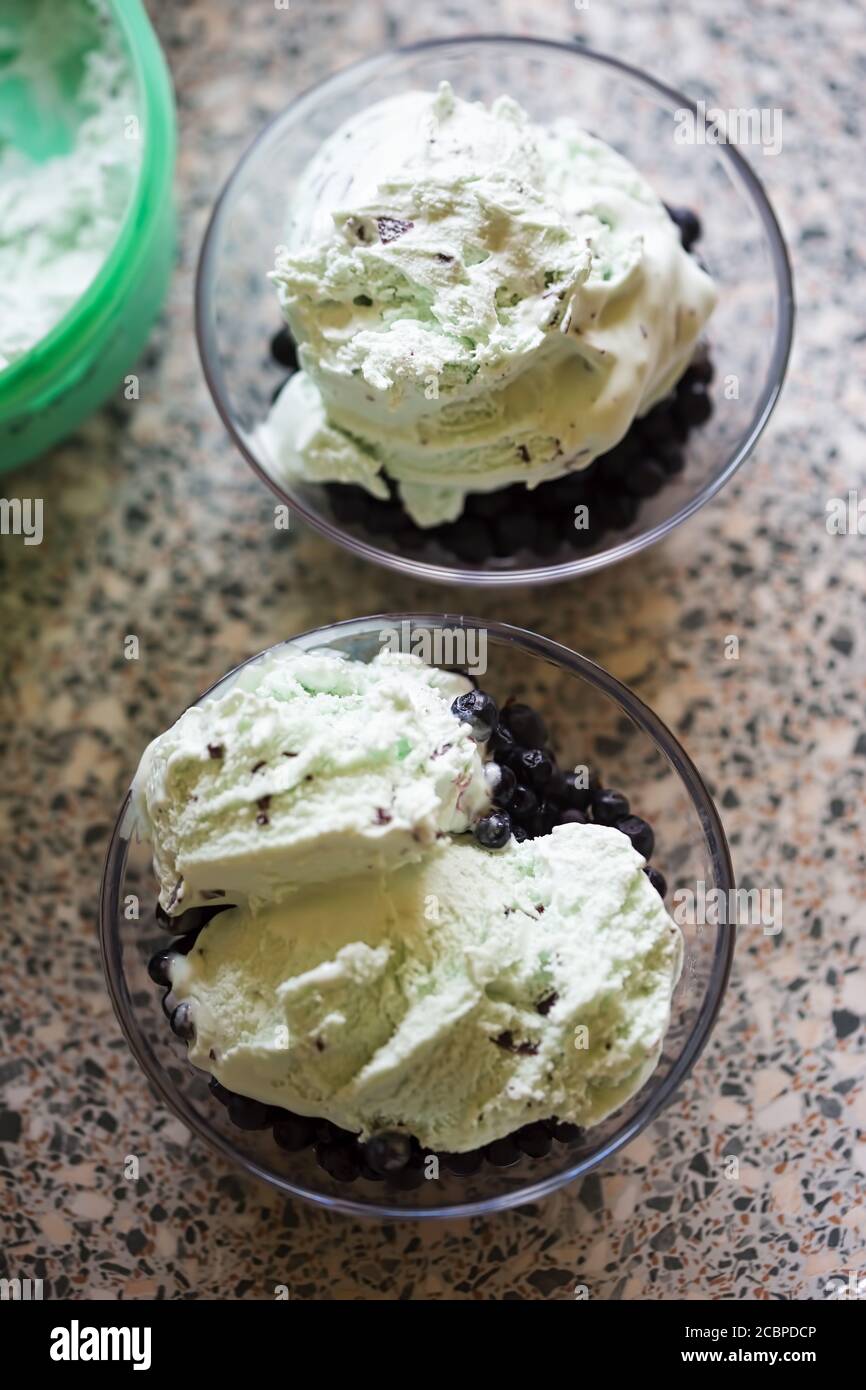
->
[0,0,176,472]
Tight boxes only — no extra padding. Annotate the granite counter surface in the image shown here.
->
[1,0,864,1300]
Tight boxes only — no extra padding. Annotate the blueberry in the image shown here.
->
[617,815,655,858]
[473,812,512,850]
[314,1118,354,1145]
[490,763,517,806]
[547,1119,583,1145]
[521,809,548,838]
[363,1131,412,1175]
[676,387,713,430]
[328,484,372,526]
[686,350,714,386]
[273,1113,315,1152]
[270,326,298,370]
[208,1076,234,1107]
[511,825,529,843]
[501,702,548,747]
[509,784,538,819]
[316,1142,360,1183]
[557,770,593,811]
[558,808,588,826]
[312,1119,336,1144]
[147,948,174,987]
[624,459,667,499]
[490,723,516,759]
[594,440,637,485]
[227,1095,273,1130]
[644,865,668,897]
[484,1136,522,1168]
[534,519,560,557]
[359,1159,386,1182]
[655,444,686,476]
[156,902,228,935]
[587,492,624,532]
[592,787,630,825]
[639,402,677,448]
[545,770,568,801]
[451,689,499,741]
[665,204,701,251]
[170,1001,195,1042]
[512,748,553,790]
[514,1122,553,1158]
[470,488,511,519]
[495,510,535,556]
[389,1162,425,1190]
[441,1149,484,1176]
[447,516,494,563]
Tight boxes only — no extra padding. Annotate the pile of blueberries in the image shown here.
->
[146,689,664,1186]
[457,690,664,899]
[268,205,713,565]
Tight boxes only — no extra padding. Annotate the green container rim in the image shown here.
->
[0,0,175,408]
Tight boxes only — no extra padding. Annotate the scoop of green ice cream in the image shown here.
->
[133,647,489,915]
[170,822,684,1151]
[262,82,716,527]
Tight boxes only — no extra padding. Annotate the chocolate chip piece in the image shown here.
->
[493,1031,538,1056]
[377,216,414,243]
[207,744,224,760]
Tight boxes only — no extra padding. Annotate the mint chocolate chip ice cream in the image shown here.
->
[133,647,490,915]
[137,646,685,1162]
[170,823,683,1152]
[261,82,716,527]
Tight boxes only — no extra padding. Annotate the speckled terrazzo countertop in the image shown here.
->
[1,0,864,1301]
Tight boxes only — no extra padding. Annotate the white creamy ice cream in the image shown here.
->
[261,82,716,526]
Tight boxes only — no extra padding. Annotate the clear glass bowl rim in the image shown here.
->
[195,33,795,588]
[99,612,736,1220]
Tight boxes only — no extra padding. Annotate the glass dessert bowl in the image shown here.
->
[100,614,735,1220]
[196,35,793,586]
